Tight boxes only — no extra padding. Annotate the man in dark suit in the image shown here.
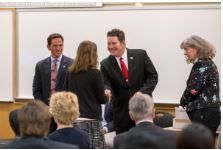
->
[101,101,114,134]
[32,33,73,133]
[32,33,73,105]
[113,94,176,149]
[100,29,158,134]
[1,101,77,149]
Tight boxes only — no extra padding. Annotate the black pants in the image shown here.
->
[187,107,220,138]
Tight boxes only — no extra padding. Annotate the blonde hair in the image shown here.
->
[49,92,80,125]
[69,40,98,73]
[180,35,216,63]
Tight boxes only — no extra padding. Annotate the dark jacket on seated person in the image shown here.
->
[1,136,78,149]
[114,121,177,149]
[48,127,90,149]
[104,101,114,132]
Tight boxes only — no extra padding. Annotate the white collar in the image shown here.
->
[115,48,127,60]
[136,119,153,125]
[51,55,62,63]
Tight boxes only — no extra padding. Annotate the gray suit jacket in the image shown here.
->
[32,55,73,104]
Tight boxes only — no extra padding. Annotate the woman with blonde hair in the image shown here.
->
[48,92,89,148]
[180,35,220,138]
[64,40,106,148]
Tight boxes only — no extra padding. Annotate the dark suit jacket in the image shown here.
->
[113,122,177,149]
[100,49,158,133]
[104,101,114,132]
[32,55,73,105]
[180,58,220,112]
[48,127,90,149]
[1,136,78,149]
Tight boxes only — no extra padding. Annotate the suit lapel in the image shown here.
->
[127,49,136,85]
[57,55,65,85]
[43,57,51,94]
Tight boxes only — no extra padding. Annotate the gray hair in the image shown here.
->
[129,94,154,120]
[180,35,216,61]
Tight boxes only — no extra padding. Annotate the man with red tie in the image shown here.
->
[100,29,158,134]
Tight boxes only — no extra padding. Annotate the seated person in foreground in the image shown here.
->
[1,100,77,149]
[176,123,214,149]
[101,101,114,134]
[9,109,20,138]
[113,93,177,149]
[48,91,90,149]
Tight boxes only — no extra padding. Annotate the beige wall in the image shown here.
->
[0,102,24,139]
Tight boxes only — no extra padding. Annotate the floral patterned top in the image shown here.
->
[180,58,220,112]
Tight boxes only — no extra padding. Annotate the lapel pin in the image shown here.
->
[130,57,134,60]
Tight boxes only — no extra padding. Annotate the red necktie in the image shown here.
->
[51,59,58,95]
[120,57,128,82]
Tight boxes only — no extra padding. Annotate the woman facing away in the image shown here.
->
[48,91,90,149]
[180,35,220,138]
[64,40,107,148]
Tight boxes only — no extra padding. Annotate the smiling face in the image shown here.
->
[184,47,198,63]
[47,38,64,58]
[107,36,126,57]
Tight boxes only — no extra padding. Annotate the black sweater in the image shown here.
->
[65,69,106,120]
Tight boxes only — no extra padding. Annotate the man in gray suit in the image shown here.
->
[100,29,158,134]
[113,94,177,149]
[32,33,73,105]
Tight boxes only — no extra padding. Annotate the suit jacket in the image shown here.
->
[113,122,177,149]
[1,136,78,149]
[100,49,158,133]
[180,58,220,112]
[104,101,114,132]
[32,55,73,105]
[48,127,90,149]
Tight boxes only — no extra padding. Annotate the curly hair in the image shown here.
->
[50,92,80,125]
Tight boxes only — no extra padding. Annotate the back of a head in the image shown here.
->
[129,93,154,121]
[176,123,214,149]
[9,109,20,136]
[49,91,80,125]
[70,40,98,73]
[18,100,51,138]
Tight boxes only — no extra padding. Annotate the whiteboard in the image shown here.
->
[0,10,13,102]
[17,6,221,103]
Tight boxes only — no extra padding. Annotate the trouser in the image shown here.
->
[187,107,221,138]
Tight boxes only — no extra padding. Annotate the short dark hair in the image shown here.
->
[107,29,125,42]
[47,33,64,45]
[9,109,20,136]
[176,123,214,149]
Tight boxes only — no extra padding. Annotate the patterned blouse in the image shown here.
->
[180,58,220,112]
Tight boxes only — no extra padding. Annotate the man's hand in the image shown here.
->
[105,89,112,102]
[134,91,143,96]
[100,127,108,134]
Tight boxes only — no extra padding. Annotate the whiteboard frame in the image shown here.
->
[0,8,16,102]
